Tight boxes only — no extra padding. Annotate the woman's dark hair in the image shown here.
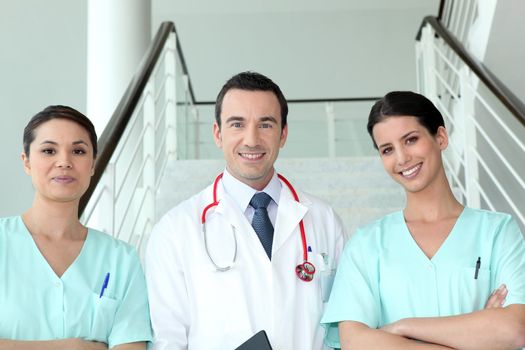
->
[367,91,445,148]
[215,71,288,130]
[23,105,98,157]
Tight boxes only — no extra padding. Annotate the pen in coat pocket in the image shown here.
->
[99,272,110,298]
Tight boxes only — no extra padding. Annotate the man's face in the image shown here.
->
[213,89,288,190]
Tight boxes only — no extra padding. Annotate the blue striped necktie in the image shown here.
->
[250,192,274,259]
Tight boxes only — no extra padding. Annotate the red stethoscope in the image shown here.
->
[201,173,316,282]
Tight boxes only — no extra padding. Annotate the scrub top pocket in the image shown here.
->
[459,267,491,311]
[89,292,119,343]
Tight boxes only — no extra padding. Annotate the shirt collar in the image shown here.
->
[221,168,282,211]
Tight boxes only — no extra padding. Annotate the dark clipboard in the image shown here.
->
[235,330,273,350]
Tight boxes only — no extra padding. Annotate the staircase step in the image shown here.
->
[156,157,405,236]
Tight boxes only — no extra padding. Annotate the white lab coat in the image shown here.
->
[145,178,346,350]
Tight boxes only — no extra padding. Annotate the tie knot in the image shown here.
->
[250,192,272,210]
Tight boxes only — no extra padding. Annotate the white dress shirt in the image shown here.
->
[221,168,281,227]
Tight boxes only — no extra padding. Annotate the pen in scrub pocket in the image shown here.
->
[99,272,110,298]
[474,257,481,280]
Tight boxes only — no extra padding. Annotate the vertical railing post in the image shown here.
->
[141,80,156,247]
[192,106,200,159]
[99,163,116,236]
[86,164,115,236]
[165,32,177,160]
[421,25,438,100]
[415,38,423,93]
[182,74,190,159]
[459,65,480,207]
[326,102,336,158]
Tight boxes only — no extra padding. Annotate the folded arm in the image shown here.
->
[339,321,455,350]
[0,338,145,350]
[338,286,513,350]
[382,304,525,350]
[0,338,107,350]
[112,342,146,350]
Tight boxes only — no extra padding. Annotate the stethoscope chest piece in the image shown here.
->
[295,261,316,282]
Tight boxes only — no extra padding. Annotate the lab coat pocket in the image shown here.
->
[313,253,335,303]
[460,267,491,311]
[89,292,119,343]
[320,270,336,303]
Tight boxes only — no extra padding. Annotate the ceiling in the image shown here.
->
[153,0,436,14]
[152,0,439,101]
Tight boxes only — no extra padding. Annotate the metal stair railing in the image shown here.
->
[80,22,188,257]
[416,11,525,231]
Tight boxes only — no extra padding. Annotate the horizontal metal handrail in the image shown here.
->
[154,73,175,103]
[136,218,153,251]
[443,157,467,196]
[82,185,109,222]
[475,181,495,212]
[115,155,153,237]
[469,116,525,189]
[434,68,459,98]
[114,122,152,200]
[129,186,152,242]
[433,100,467,167]
[154,101,172,132]
[472,147,525,224]
[155,150,175,190]
[112,94,149,164]
[154,128,171,163]
[433,42,461,76]
[466,80,525,153]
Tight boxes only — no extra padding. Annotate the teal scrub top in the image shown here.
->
[0,216,152,348]
[321,207,525,348]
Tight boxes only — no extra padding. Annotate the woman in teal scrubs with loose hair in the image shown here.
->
[0,106,152,349]
[321,91,525,349]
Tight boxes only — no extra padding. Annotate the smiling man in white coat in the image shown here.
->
[145,71,346,349]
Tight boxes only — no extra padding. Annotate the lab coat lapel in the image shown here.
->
[214,191,246,232]
[272,186,309,255]
[215,189,273,263]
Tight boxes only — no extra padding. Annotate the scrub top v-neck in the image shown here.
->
[321,207,525,348]
[0,216,152,348]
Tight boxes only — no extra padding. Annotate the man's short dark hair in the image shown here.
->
[215,71,288,130]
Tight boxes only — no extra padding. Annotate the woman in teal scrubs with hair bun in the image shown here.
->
[0,106,152,349]
[321,91,525,349]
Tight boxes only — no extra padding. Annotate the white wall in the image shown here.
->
[483,0,525,102]
[0,1,87,216]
